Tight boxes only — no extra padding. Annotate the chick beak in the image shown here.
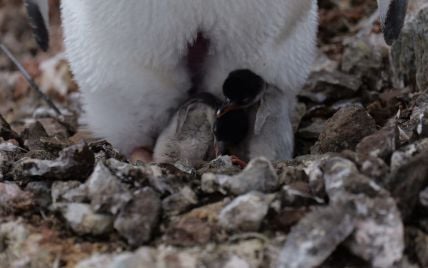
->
[216,101,241,118]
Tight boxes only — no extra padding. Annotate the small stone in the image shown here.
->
[12,143,95,182]
[0,114,24,147]
[21,121,70,153]
[312,104,377,154]
[197,155,241,175]
[51,181,87,203]
[357,155,390,182]
[86,162,132,214]
[0,142,25,179]
[0,182,33,213]
[55,202,114,236]
[300,70,362,103]
[406,228,428,268]
[385,150,428,219]
[162,186,198,216]
[165,201,224,246]
[114,188,161,246]
[391,5,428,91]
[322,157,387,201]
[281,182,324,207]
[106,158,149,188]
[201,157,279,195]
[219,192,273,232]
[148,163,197,196]
[24,181,51,209]
[89,140,127,162]
[390,138,428,171]
[356,125,398,160]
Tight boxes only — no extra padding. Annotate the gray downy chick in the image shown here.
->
[153,93,220,167]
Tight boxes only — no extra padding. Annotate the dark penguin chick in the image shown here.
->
[214,69,266,159]
[221,69,265,112]
[213,109,249,154]
[153,93,220,167]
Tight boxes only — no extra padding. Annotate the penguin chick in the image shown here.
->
[214,70,266,161]
[153,93,220,167]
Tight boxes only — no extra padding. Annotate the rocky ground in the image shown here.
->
[0,0,428,267]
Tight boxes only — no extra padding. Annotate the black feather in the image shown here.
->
[383,0,408,45]
[24,0,49,51]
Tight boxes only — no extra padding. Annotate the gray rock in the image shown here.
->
[197,155,241,175]
[24,181,51,208]
[312,105,377,154]
[391,4,428,91]
[86,162,132,214]
[0,182,33,213]
[277,202,356,268]
[321,157,387,201]
[300,70,362,103]
[219,192,273,232]
[0,114,25,148]
[356,125,398,160]
[147,163,198,196]
[390,138,428,171]
[162,186,198,216]
[12,143,95,182]
[346,196,404,268]
[406,227,428,268]
[281,183,324,207]
[0,142,26,179]
[319,157,404,267]
[21,121,71,154]
[88,140,127,162]
[105,158,149,188]
[55,202,114,236]
[385,150,428,219]
[362,156,390,182]
[201,157,279,195]
[114,188,161,246]
[51,180,87,203]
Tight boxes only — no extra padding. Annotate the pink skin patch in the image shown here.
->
[130,147,153,163]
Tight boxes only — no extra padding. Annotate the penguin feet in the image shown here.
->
[230,155,247,169]
[130,146,153,163]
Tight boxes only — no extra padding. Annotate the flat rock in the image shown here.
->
[312,104,377,154]
[12,143,95,182]
[356,125,398,160]
[162,186,198,216]
[385,150,428,219]
[300,70,362,103]
[201,157,279,195]
[391,4,428,91]
[51,180,87,204]
[277,202,356,268]
[219,192,273,232]
[86,162,132,215]
[114,187,161,246]
[55,202,114,236]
